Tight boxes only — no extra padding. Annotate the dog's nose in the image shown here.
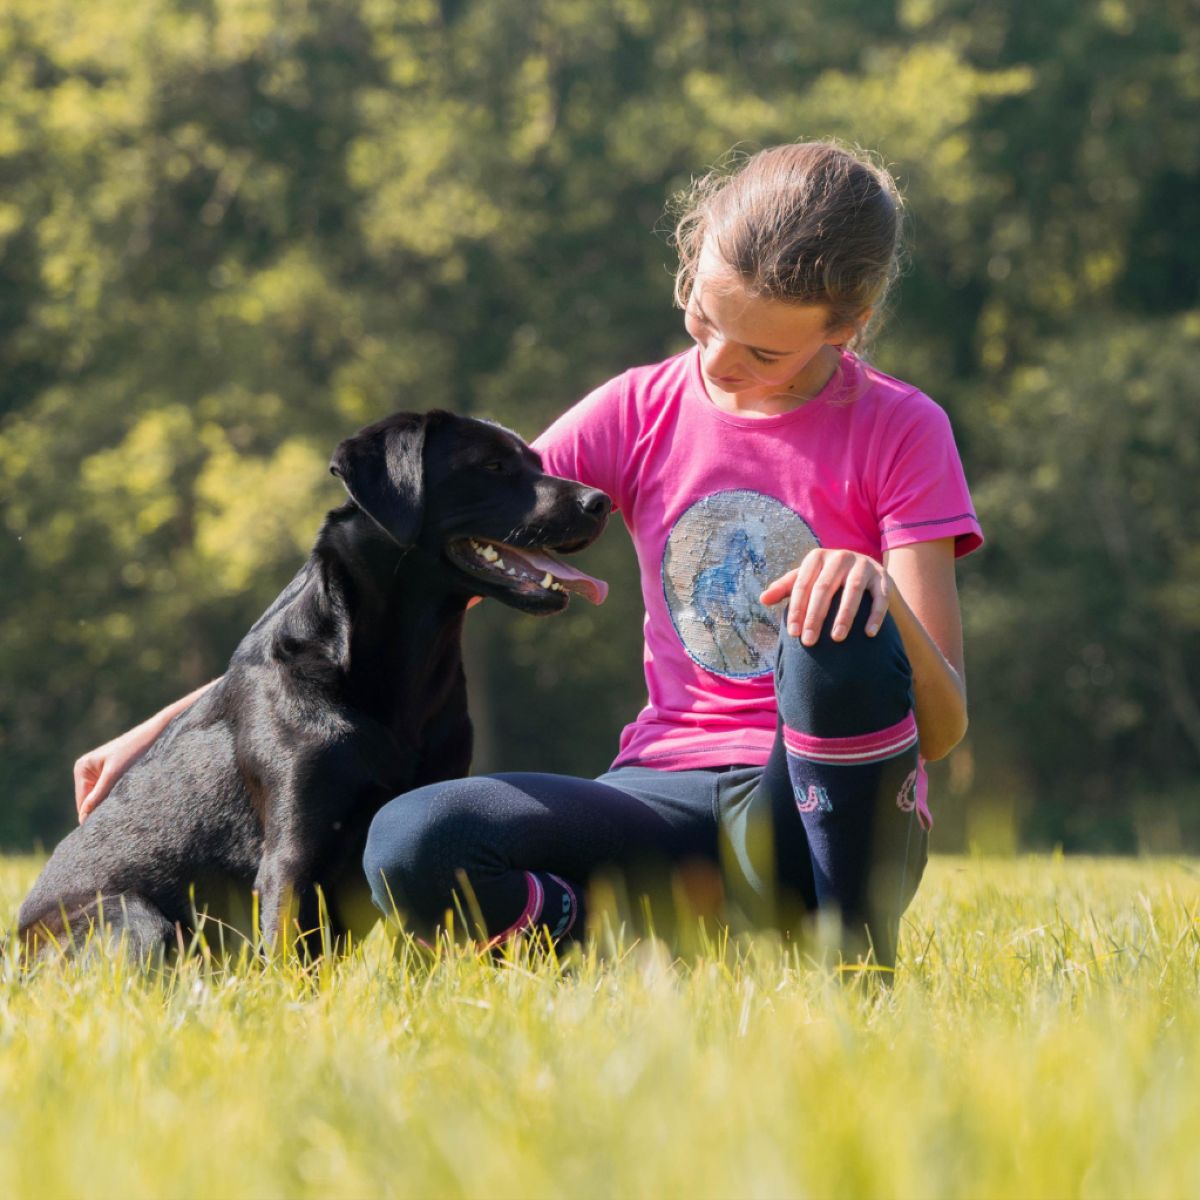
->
[577,488,612,518]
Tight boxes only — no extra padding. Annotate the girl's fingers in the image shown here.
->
[74,756,97,816]
[788,576,811,637]
[797,558,848,644]
[784,553,825,636]
[79,766,117,823]
[864,573,890,636]
[759,567,801,606]
[764,551,888,643]
[829,565,870,640]
[75,751,119,822]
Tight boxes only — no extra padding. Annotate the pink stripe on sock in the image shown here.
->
[783,712,919,764]
[492,871,544,940]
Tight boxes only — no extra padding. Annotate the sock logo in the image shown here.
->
[550,892,572,939]
[546,874,577,940]
[896,769,918,813]
[795,784,833,815]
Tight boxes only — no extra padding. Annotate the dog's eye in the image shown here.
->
[481,460,506,472]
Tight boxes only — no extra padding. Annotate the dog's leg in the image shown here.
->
[254,850,321,957]
[252,745,405,958]
[20,893,176,966]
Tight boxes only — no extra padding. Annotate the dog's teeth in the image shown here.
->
[505,567,517,576]
[541,572,554,588]
[494,557,505,569]
[481,544,499,562]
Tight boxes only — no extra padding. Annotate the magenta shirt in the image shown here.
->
[532,347,983,772]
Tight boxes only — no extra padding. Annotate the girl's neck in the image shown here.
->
[701,344,842,418]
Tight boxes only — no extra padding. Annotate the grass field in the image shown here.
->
[2,854,1198,1200]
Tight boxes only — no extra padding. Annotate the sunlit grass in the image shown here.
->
[2,854,1198,1199]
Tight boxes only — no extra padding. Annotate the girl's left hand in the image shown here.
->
[759,548,891,646]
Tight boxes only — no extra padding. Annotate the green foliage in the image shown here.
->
[1,854,1199,1197]
[0,0,1196,846]
[965,315,1200,847]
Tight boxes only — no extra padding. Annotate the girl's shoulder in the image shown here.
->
[621,349,694,399]
[845,355,934,411]
[841,355,953,438]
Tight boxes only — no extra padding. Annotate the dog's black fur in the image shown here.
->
[16,410,610,960]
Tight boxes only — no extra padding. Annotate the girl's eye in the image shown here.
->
[749,349,781,365]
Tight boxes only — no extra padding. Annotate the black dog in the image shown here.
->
[16,410,610,960]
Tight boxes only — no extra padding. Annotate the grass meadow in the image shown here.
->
[1,853,1198,1200]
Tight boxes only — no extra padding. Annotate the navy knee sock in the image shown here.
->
[769,591,929,965]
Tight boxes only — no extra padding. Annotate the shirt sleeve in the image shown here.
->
[531,371,632,512]
[876,393,984,559]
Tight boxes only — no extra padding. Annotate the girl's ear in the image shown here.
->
[828,306,872,348]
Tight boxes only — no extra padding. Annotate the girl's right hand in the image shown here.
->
[73,678,220,822]
[75,724,160,823]
[759,547,891,645]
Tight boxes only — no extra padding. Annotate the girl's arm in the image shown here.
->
[74,678,221,823]
[759,537,967,761]
[879,539,967,761]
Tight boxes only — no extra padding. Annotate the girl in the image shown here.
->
[76,141,982,968]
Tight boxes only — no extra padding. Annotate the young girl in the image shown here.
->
[76,141,981,967]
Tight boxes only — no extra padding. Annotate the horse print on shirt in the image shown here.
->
[661,489,819,678]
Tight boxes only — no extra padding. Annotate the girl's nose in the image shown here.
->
[702,336,741,377]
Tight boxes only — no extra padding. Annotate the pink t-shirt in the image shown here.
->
[532,347,983,772]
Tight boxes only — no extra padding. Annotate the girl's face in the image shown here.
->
[684,243,858,395]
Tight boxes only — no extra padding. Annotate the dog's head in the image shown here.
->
[329,410,610,614]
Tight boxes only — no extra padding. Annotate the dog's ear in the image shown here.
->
[329,413,427,548]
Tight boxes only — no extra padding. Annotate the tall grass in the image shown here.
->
[2,854,1198,1199]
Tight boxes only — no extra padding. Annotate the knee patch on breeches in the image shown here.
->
[363,779,497,921]
[774,590,914,738]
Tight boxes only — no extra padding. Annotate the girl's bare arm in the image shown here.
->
[880,539,967,761]
[75,678,221,822]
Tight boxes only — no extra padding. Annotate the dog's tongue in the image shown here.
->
[504,546,608,605]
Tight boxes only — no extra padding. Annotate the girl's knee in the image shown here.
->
[775,590,912,736]
[363,795,417,915]
[362,778,495,917]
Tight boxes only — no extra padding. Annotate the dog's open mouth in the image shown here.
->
[447,538,608,605]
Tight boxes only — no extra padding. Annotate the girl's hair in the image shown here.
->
[671,141,905,351]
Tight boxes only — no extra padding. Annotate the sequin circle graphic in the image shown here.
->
[661,490,820,678]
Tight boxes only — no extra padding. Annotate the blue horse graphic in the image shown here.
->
[692,527,774,665]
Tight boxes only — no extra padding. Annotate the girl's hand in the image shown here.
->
[73,678,220,823]
[759,548,891,646]
[74,725,159,823]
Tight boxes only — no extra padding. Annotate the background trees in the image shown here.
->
[2,0,1196,849]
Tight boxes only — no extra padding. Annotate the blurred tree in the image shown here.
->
[1,0,1196,848]
[0,0,388,841]
[965,316,1200,848]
